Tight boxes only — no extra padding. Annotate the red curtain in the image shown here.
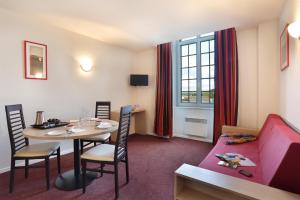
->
[213,28,239,144]
[154,43,173,137]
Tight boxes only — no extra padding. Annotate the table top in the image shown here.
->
[23,120,118,140]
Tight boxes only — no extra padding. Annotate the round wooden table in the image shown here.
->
[23,120,118,191]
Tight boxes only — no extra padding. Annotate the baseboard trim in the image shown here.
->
[0,148,74,174]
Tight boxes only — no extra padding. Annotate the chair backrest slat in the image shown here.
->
[95,101,111,120]
[114,105,132,161]
[5,104,28,155]
[15,144,27,152]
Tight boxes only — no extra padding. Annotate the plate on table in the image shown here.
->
[47,130,65,136]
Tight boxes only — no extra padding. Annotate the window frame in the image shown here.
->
[175,34,215,108]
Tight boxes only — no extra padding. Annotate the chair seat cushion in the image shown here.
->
[14,142,60,158]
[82,133,111,142]
[81,144,115,162]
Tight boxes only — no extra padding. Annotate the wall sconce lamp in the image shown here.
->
[288,21,300,39]
[79,58,93,72]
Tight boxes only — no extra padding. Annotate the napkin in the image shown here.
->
[97,122,112,129]
[90,118,101,121]
[68,128,85,133]
[47,130,65,136]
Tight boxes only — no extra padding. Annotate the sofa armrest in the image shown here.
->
[174,164,300,200]
[222,125,259,136]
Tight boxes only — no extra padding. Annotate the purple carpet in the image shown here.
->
[0,135,212,200]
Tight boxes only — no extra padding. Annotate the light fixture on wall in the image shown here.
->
[79,57,93,72]
[288,21,300,39]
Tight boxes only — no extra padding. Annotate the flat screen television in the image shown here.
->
[130,74,148,86]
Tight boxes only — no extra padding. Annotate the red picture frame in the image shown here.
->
[24,41,48,80]
[280,24,289,71]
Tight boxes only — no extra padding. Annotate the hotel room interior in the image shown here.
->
[1,0,300,199]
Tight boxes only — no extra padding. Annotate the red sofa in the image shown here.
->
[199,114,300,194]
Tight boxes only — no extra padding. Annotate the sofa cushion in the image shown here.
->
[259,124,300,194]
[199,137,264,184]
[258,114,286,151]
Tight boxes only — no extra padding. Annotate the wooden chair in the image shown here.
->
[5,104,61,192]
[81,105,132,199]
[80,101,112,154]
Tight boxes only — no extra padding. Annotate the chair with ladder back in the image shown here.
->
[5,104,61,192]
[81,105,132,199]
[80,101,112,154]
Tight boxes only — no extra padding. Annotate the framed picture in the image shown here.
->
[280,24,289,71]
[24,41,47,80]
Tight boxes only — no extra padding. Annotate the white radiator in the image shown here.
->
[183,117,208,137]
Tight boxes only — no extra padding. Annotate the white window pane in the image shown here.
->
[189,55,196,67]
[182,80,188,91]
[202,92,210,104]
[210,40,214,52]
[189,43,196,55]
[210,79,215,90]
[189,91,197,103]
[210,66,215,77]
[201,79,209,91]
[181,45,188,56]
[210,92,214,104]
[201,66,209,78]
[201,53,209,65]
[210,53,215,64]
[182,68,188,79]
[189,80,197,91]
[189,67,197,79]
[182,56,188,68]
[182,92,189,102]
[201,41,209,53]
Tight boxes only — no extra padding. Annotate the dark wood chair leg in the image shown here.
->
[82,160,86,193]
[109,136,111,144]
[57,147,61,174]
[125,154,129,184]
[80,140,84,154]
[45,157,50,190]
[25,158,29,178]
[94,142,97,146]
[114,163,119,199]
[9,159,15,193]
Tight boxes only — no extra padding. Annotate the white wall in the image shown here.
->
[237,20,280,129]
[0,9,135,172]
[131,48,157,134]
[257,20,280,127]
[237,28,259,128]
[279,0,300,130]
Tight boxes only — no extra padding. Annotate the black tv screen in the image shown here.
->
[130,74,148,86]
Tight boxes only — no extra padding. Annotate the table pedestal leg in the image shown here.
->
[55,139,97,191]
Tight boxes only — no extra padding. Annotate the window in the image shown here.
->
[176,33,215,107]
